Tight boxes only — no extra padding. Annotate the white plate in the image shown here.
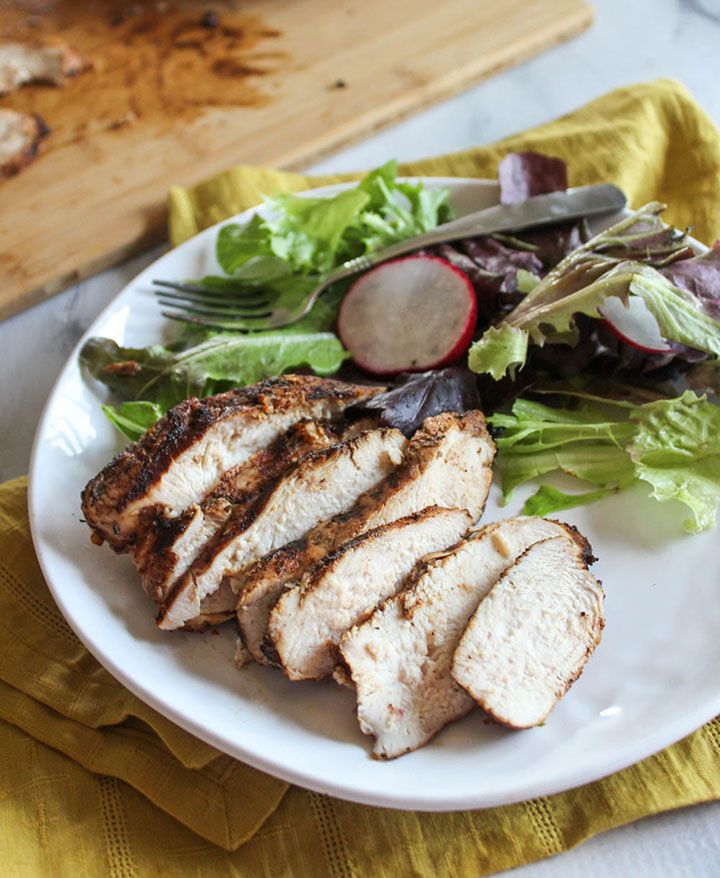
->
[29,179,720,811]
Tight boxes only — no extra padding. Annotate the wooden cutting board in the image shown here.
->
[0,0,592,321]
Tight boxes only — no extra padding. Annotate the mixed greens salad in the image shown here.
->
[81,160,450,437]
[80,154,720,533]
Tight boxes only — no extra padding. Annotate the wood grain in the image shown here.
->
[0,0,593,320]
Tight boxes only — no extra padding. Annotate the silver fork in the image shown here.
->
[153,183,626,332]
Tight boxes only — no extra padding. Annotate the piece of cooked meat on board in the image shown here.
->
[0,108,49,183]
[451,530,604,729]
[266,506,473,681]
[81,375,382,552]
[339,516,581,759]
[133,417,371,607]
[158,426,407,630]
[235,409,496,663]
[0,42,86,95]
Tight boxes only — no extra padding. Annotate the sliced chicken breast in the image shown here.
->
[81,375,381,551]
[267,507,472,681]
[236,410,495,662]
[158,427,407,630]
[133,418,368,604]
[339,516,574,759]
[451,532,604,729]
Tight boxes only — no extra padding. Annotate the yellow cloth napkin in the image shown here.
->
[169,78,720,247]
[3,78,720,876]
[3,476,720,875]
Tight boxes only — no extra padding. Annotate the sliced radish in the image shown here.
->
[598,296,672,354]
[337,255,477,375]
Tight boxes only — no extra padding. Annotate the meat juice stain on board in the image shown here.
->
[0,1,286,149]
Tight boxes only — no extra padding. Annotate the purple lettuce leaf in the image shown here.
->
[662,241,720,318]
[460,236,544,277]
[503,221,587,269]
[498,151,568,205]
[348,368,481,437]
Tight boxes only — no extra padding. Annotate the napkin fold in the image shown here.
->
[0,478,288,856]
[4,78,720,876]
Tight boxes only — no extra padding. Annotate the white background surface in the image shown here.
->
[3,0,720,873]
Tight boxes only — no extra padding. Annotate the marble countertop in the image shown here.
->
[4,0,720,873]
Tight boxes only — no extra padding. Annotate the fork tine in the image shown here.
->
[161,311,274,331]
[155,288,270,306]
[152,279,268,300]
[156,293,271,312]
[159,301,273,320]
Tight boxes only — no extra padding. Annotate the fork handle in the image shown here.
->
[327,183,627,284]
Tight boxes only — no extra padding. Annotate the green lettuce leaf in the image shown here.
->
[490,390,720,532]
[264,188,371,274]
[498,443,635,499]
[516,268,541,293]
[181,331,349,390]
[490,396,636,497]
[101,401,164,441]
[356,159,399,209]
[522,484,621,516]
[81,326,349,413]
[467,324,528,380]
[214,160,452,284]
[216,213,275,275]
[396,181,453,231]
[628,272,720,357]
[629,391,720,532]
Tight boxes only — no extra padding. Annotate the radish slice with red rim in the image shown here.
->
[337,255,477,375]
[598,296,672,354]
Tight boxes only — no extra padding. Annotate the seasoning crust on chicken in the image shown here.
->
[235,410,496,662]
[133,418,371,607]
[158,427,407,630]
[81,375,382,551]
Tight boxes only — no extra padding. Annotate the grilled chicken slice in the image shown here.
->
[158,427,407,630]
[0,108,49,183]
[82,375,381,551]
[452,532,604,729]
[267,507,473,681]
[0,42,86,95]
[339,516,574,759]
[133,418,371,605]
[236,411,495,662]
